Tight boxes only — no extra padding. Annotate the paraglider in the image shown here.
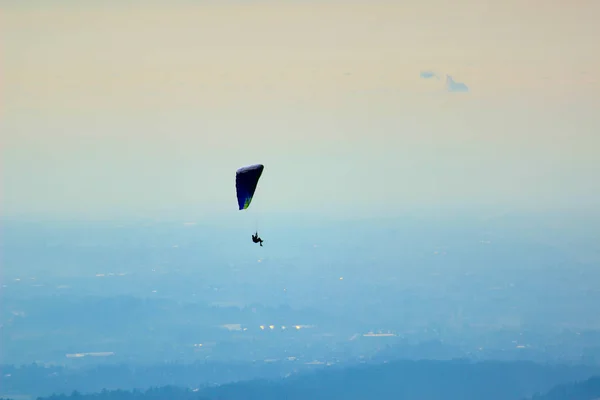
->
[251,231,264,247]
[235,164,265,246]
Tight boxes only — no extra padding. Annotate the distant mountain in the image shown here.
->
[199,360,598,400]
[529,376,600,400]
[14,359,600,400]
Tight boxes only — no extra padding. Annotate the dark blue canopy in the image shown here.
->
[235,164,264,210]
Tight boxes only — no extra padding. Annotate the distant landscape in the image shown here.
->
[2,212,600,399]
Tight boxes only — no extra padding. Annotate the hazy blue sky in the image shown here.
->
[2,0,599,220]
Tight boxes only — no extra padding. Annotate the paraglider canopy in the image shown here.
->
[235,164,264,210]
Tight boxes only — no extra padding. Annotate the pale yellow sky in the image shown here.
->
[2,0,599,219]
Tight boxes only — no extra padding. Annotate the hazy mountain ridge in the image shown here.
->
[2,359,600,400]
[528,376,600,400]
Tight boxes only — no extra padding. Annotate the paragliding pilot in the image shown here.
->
[252,232,264,247]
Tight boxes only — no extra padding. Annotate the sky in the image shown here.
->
[2,0,599,221]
